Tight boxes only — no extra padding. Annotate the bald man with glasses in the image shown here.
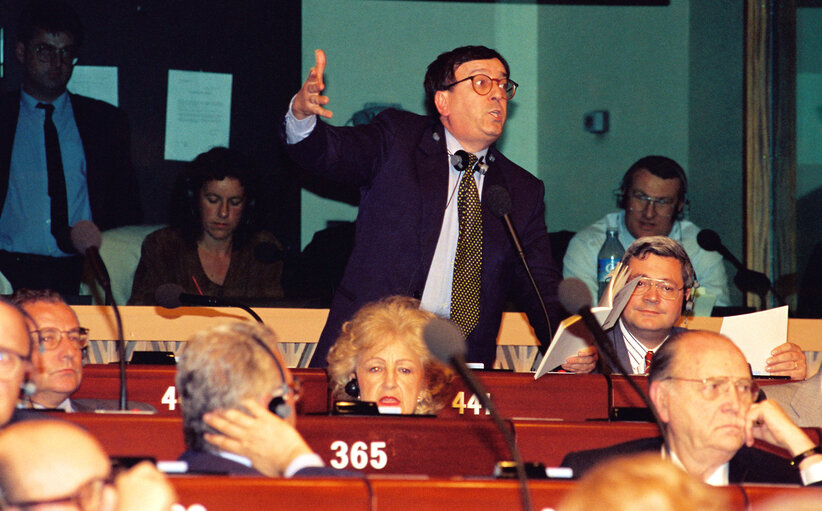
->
[562,330,822,485]
[0,420,176,511]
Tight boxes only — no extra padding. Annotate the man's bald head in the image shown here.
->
[649,330,749,384]
[0,420,115,510]
[0,300,32,425]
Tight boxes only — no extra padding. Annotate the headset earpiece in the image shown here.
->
[345,377,360,399]
[268,395,291,419]
[249,334,293,420]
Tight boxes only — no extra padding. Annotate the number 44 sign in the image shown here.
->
[451,391,491,415]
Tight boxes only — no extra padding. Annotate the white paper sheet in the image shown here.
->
[164,70,232,161]
[719,306,789,375]
[68,66,119,106]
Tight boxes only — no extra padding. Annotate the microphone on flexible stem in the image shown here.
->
[424,318,532,511]
[696,229,784,307]
[485,185,553,346]
[558,278,670,453]
[155,283,264,324]
[70,221,128,411]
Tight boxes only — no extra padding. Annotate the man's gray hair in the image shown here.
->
[621,236,697,290]
[176,322,282,452]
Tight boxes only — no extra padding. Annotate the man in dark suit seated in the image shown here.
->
[176,321,340,477]
[562,330,822,485]
[0,420,176,511]
[562,236,806,380]
[11,288,154,412]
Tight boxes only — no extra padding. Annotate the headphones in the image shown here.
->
[345,377,360,399]
[615,156,688,220]
[450,150,489,176]
[248,334,293,420]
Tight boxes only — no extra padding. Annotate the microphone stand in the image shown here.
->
[575,307,670,454]
[102,280,127,410]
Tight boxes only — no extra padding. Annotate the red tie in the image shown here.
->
[644,350,653,375]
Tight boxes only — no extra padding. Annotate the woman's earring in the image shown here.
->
[345,377,360,398]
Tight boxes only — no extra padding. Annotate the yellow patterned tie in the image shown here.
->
[451,152,482,336]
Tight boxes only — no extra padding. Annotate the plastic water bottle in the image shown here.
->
[597,228,625,300]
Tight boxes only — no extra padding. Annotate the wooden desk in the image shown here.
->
[169,476,759,511]
[56,414,507,476]
[171,476,370,511]
[513,420,660,466]
[441,373,608,421]
[77,365,611,420]
[73,366,329,416]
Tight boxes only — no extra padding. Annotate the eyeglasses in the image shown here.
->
[5,476,112,511]
[0,348,29,379]
[31,327,89,351]
[443,74,518,100]
[273,377,303,403]
[627,190,677,217]
[632,277,685,300]
[32,43,79,66]
[663,376,759,401]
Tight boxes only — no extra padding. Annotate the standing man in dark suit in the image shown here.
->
[283,46,562,367]
[562,330,822,485]
[0,0,141,295]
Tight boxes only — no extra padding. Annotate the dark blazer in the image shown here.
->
[0,90,142,231]
[561,436,806,484]
[178,449,347,477]
[283,109,563,367]
[598,325,687,373]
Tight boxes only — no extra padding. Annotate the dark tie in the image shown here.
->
[644,350,654,375]
[37,103,73,253]
[450,152,482,336]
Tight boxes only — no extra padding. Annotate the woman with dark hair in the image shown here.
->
[128,147,284,305]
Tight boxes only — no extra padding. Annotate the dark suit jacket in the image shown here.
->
[283,109,562,367]
[561,436,806,484]
[0,90,142,231]
[178,449,347,477]
[598,325,687,373]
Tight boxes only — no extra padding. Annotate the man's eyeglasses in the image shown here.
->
[31,327,89,351]
[0,348,29,379]
[632,277,685,301]
[4,476,112,511]
[663,376,759,401]
[443,74,518,100]
[627,190,677,217]
[32,43,79,66]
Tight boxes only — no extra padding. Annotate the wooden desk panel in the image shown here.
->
[513,420,661,467]
[442,373,608,421]
[170,476,753,511]
[298,416,507,476]
[171,476,371,511]
[73,366,329,416]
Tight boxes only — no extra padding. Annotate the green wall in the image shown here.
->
[299,1,744,290]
